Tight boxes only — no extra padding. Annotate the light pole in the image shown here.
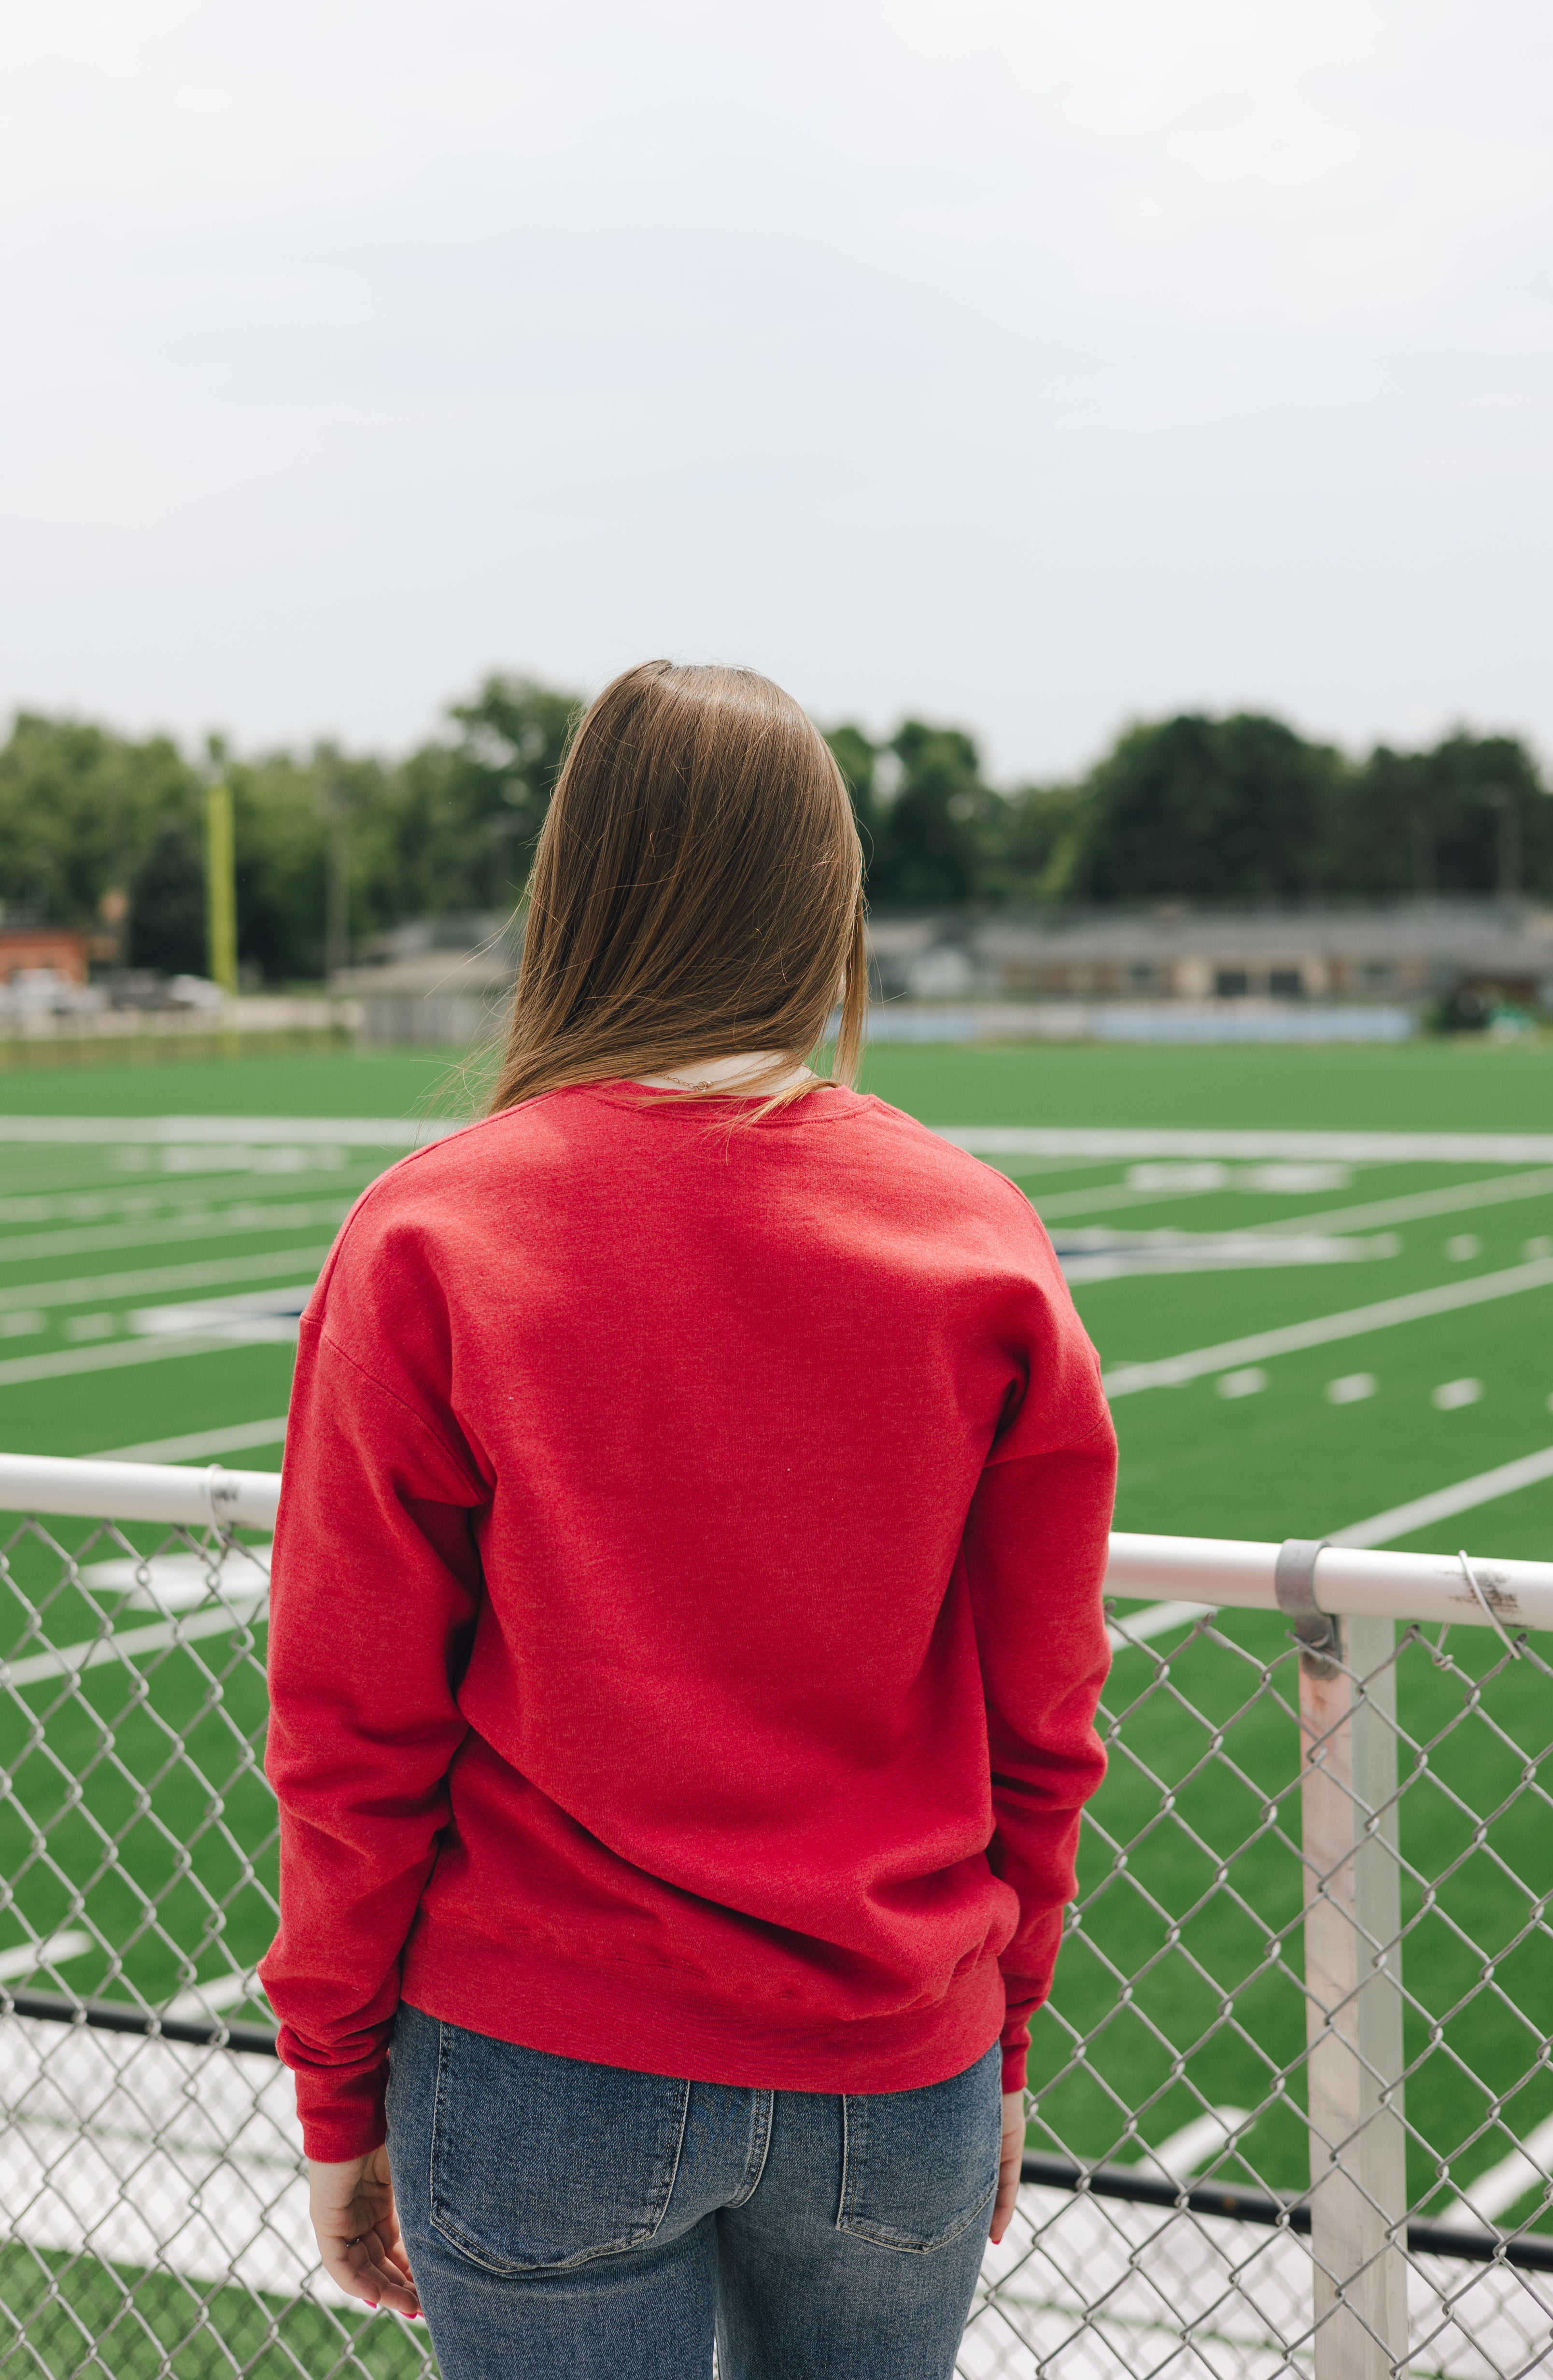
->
[204,782,238,997]
[323,760,350,982]
[1483,783,1520,901]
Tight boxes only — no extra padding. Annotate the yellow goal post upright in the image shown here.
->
[203,774,239,1053]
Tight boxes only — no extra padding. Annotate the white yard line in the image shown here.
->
[1107,1599,1218,1651]
[0,1929,92,1981]
[0,1330,294,1393]
[0,1114,452,1146]
[0,1246,332,1315]
[0,1199,352,1267]
[92,1418,290,1463]
[163,1970,271,2019]
[1032,1181,1234,1221]
[1061,1234,1397,1286]
[1130,2107,1252,2182]
[1101,1256,1553,1397]
[944,1126,1553,1164]
[0,1184,349,1228]
[1328,1445,1553,1550]
[1234,1166,1553,1240]
[1011,1159,1553,1233]
[14,1114,1553,1160]
[1040,1164,1553,1239]
[1441,2114,1553,2228]
[1,1594,268,1690]
[0,2017,337,2304]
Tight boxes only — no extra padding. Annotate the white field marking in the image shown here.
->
[92,1417,289,1463]
[1326,1373,1378,1404]
[1431,1378,1484,1410]
[0,1197,352,1267]
[1025,1180,1235,1222]
[972,2190,1535,2379]
[77,1543,274,1610]
[1126,1161,1355,1195]
[0,1114,456,1146]
[1124,1162,1232,1192]
[1100,1257,1553,1398]
[1,1595,269,1690]
[1106,1600,1217,1651]
[1441,2114,1553,2228]
[943,1127,1553,1164]
[1058,1232,1398,1285]
[0,1329,291,1393]
[1236,1166,1553,1240]
[1131,2107,1253,2182]
[129,1285,312,1340]
[0,1184,339,1226]
[1445,1234,1482,1261]
[130,1143,350,1175]
[0,2017,343,2306]
[0,1245,333,1316]
[1033,1164,1553,1237]
[163,1970,271,2019]
[1215,1368,1268,1398]
[0,1930,92,1981]
[1327,1444,1553,1549]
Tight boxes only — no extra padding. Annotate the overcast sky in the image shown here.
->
[2,0,1550,781]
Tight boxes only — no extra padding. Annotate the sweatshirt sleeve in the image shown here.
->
[259,1283,488,2161]
[962,1208,1117,2095]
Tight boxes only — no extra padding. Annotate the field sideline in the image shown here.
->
[0,1037,1550,2269]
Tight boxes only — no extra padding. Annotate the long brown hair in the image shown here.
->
[487,661,868,1114]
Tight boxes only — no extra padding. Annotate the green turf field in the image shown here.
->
[1,1039,1550,1556]
[0,1038,1549,2258]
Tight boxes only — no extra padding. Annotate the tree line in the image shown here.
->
[0,679,1547,984]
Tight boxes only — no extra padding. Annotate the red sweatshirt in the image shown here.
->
[261,1081,1115,2160]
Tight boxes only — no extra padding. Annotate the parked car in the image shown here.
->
[0,968,105,1020]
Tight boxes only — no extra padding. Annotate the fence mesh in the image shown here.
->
[1,1509,1550,2380]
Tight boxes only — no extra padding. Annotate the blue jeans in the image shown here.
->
[386,2004,1001,2378]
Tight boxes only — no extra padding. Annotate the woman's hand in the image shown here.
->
[307,2148,422,2319]
[988,2089,1026,2244]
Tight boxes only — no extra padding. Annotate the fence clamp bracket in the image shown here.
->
[1274,1538,1338,1677]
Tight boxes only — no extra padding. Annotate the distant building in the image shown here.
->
[0,927,88,985]
[870,903,1553,1014]
[333,914,520,1045]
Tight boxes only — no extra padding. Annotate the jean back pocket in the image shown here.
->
[426,2019,692,2274]
[837,2041,1002,2254]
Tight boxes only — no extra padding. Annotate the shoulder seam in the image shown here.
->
[315,1323,487,1502]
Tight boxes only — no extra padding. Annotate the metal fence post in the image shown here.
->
[1294,1580,1409,2380]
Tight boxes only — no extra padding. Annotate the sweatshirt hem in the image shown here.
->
[396,1930,1008,2097]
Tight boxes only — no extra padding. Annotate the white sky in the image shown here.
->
[1,0,1550,781]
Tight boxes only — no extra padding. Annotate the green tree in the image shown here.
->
[823,725,883,873]
[995,782,1087,903]
[865,722,995,906]
[1343,734,1550,899]
[0,715,197,930]
[127,820,206,972]
[387,676,582,917]
[1068,714,1348,903]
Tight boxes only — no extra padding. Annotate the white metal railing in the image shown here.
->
[4,1449,1547,1628]
[2,1451,1550,2380]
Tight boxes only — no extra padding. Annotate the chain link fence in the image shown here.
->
[1,1465,1550,2380]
